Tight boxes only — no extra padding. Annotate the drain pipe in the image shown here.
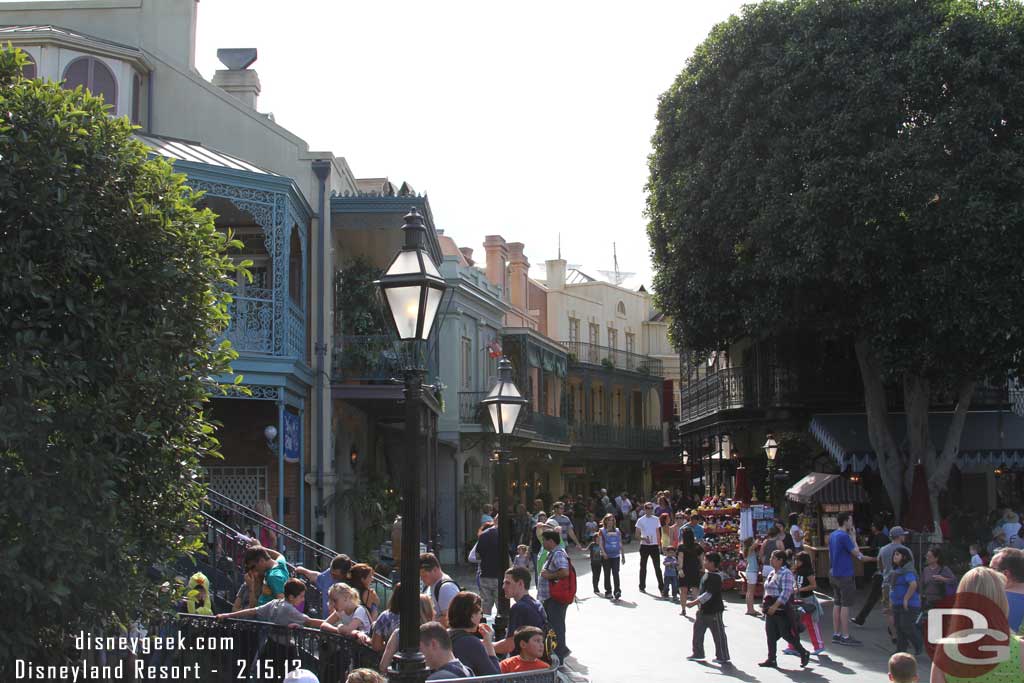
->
[311,159,331,545]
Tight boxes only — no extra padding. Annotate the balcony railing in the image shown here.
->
[678,365,800,424]
[459,390,488,424]
[286,301,305,360]
[521,407,569,442]
[569,423,663,450]
[560,341,663,377]
[225,287,274,354]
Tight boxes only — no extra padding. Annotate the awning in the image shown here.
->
[810,411,1024,473]
[786,473,867,504]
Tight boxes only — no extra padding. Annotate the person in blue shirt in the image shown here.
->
[991,548,1024,633]
[889,549,923,655]
[828,513,876,646]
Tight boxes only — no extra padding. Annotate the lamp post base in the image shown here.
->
[389,649,429,683]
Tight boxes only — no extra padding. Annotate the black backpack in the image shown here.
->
[430,577,462,606]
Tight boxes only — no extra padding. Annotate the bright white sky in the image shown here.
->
[190,1,748,290]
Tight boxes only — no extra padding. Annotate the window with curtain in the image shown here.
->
[608,327,618,350]
[63,56,117,112]
[22,52,37,80]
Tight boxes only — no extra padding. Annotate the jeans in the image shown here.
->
[478,577,499,616]
[544,597,570,660]
[893,604,923,654]
[590,559,604,593]
[665,574,679,599]
[854,573,883,622]
[693,611,730,660]
[766,610,806,660]
[603,557,621,596]
[638,544,665,592]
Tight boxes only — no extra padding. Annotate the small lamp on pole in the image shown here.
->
[480,356,527,639]
[376,208,447,683]
[763,435,779,509]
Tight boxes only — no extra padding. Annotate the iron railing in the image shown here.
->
[459,390,488,424]
[226,292,275,354]
[287,301,305,360]
[521,407,569,442]
[678,365,799,424]
[560,341,663,376]
[569,423,662,449]
[205,489,392,613]
[331,334,407,382]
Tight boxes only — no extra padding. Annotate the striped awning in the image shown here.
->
[810,411,1024,473]
[786,473,867,504]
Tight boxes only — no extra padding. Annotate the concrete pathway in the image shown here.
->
[551,545,932,683]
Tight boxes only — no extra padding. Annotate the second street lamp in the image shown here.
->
[376,207,447,683]
[480,356,527,639]
[763,435,779,509]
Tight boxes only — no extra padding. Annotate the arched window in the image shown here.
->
[616,301,626,316]
[131,72,142,125]
[62,56,117,111]
[288,227,302,305]
[22,52,37,80]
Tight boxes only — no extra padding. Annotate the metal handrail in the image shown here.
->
[559,340,664,376]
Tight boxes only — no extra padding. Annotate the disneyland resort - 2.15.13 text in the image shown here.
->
[14,660,202,681]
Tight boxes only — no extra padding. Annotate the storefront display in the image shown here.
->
[786,472,867,579]
[697,501,741,589]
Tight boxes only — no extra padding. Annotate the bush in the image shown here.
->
[0,47,241,664]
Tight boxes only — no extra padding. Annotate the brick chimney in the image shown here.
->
[545,258,566,291]
[507,242,530,311]
[459,247,475,266]
[212,48,261,109]
[483,235,508,297]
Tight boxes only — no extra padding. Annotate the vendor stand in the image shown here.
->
[696,503,741,590]
[735,504,775,598]
[786,472,868,580]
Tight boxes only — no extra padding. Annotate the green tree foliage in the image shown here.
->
[648,0,1024,520]
[0,47,242,662]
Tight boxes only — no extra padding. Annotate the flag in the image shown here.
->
[487,339,502,359]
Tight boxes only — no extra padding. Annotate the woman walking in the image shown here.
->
[890,548,924,655]
[743,537,761,616]
[786,551,825,656]
[659,513,678,554]
[759,550,810,669]
[679,527,704,616]
[598,513,624,599]
[922,546,955,609]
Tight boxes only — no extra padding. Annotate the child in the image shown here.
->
[216,578,323,629]
[664,547,680,602]
[181,571,213,616]
[499,626,550,673]
[742,537,760,616]
[888,652,919,683]
[584,513,598,540]
[587,533,605,594]
[513,544,532,570]
[785,551,825,656]
[686,552,730,664]
[295,553,353,618]
[970,543,984,567]
[325,582,372,644]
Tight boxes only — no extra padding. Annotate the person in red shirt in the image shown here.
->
[499,626,550,673]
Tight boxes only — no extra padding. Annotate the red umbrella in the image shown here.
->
[734,466,751,504]
[904,463,933,532]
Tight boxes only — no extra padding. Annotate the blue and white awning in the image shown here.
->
[810,412,1024,473]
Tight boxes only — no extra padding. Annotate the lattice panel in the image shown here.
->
[204,466,267,508]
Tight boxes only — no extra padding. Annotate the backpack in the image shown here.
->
[430,577,462,606]
[546,549,577,606]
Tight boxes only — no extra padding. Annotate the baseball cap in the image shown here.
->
[889,526,910,537]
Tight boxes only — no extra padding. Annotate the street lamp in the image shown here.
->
[376,208,447,683]
[763,435,779,509]
[480,356,527,639]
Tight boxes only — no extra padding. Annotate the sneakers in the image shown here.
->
[813,647,827,655]
[686,654,705,661]
[800,651,811,668]
[850,617,865,626]
[758,659,777,668]
[831,634,843,644]
[614,591,621,600]
[783,648,799,656]
[605,591,612,598]
[714,658,731,665]
[840,635,863,646]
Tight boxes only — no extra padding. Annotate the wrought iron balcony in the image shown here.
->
[458,390,488,425]
[560,341,663,377]
[678,365,800,424]
[569,423,663,449]
[332,334,407,382]
[521,407,569,442]
[223,287,307,361]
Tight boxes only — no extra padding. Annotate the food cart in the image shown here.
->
[786,472,868,580]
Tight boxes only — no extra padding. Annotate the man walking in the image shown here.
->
[617,492,633,543]
[852,525,913,635]
[538,529,571,663]
[475,519,502,617]
[551,502,581,548]
[829,513,876,645]
[635,502,666,596]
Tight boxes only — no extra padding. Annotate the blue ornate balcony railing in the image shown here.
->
[561,341,663,377]
[225,287,275,354]
[569,423,662,449]
[287,301,305,360]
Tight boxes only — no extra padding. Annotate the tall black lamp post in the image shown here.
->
[376,208,447,683]
[763,435,779,510]
[480,357,527,639]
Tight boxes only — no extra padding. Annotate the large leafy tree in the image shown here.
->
[648,0,1024,523]
[0,48,242,662]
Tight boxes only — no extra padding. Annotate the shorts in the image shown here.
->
[745,570,760,585]
[831,574,856,607]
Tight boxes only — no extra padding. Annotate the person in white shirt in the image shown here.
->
[635,502,666,596]
[789,513,804,550]
[618,493,634,543]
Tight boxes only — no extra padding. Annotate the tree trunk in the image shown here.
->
[928,378,975,531]
[854,339,906,520]
[903,372,935,498]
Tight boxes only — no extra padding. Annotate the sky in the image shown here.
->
[187,1,750,290]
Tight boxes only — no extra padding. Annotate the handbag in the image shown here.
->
[546,549,577,605]
[467,542,479,564]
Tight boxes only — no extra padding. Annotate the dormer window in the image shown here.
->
[62,56,117,112]
[616,301,626,317]
[22,52,36,80]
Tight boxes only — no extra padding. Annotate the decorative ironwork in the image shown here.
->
[226,295,274,353]
[287,301,305,359]
[560,340,663,376]
[203,466,267,509]
[568,423,662,450]
[459,390,488,424]
[220,384,281,401]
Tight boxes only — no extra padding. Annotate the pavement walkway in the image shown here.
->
[464,545,934,683]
